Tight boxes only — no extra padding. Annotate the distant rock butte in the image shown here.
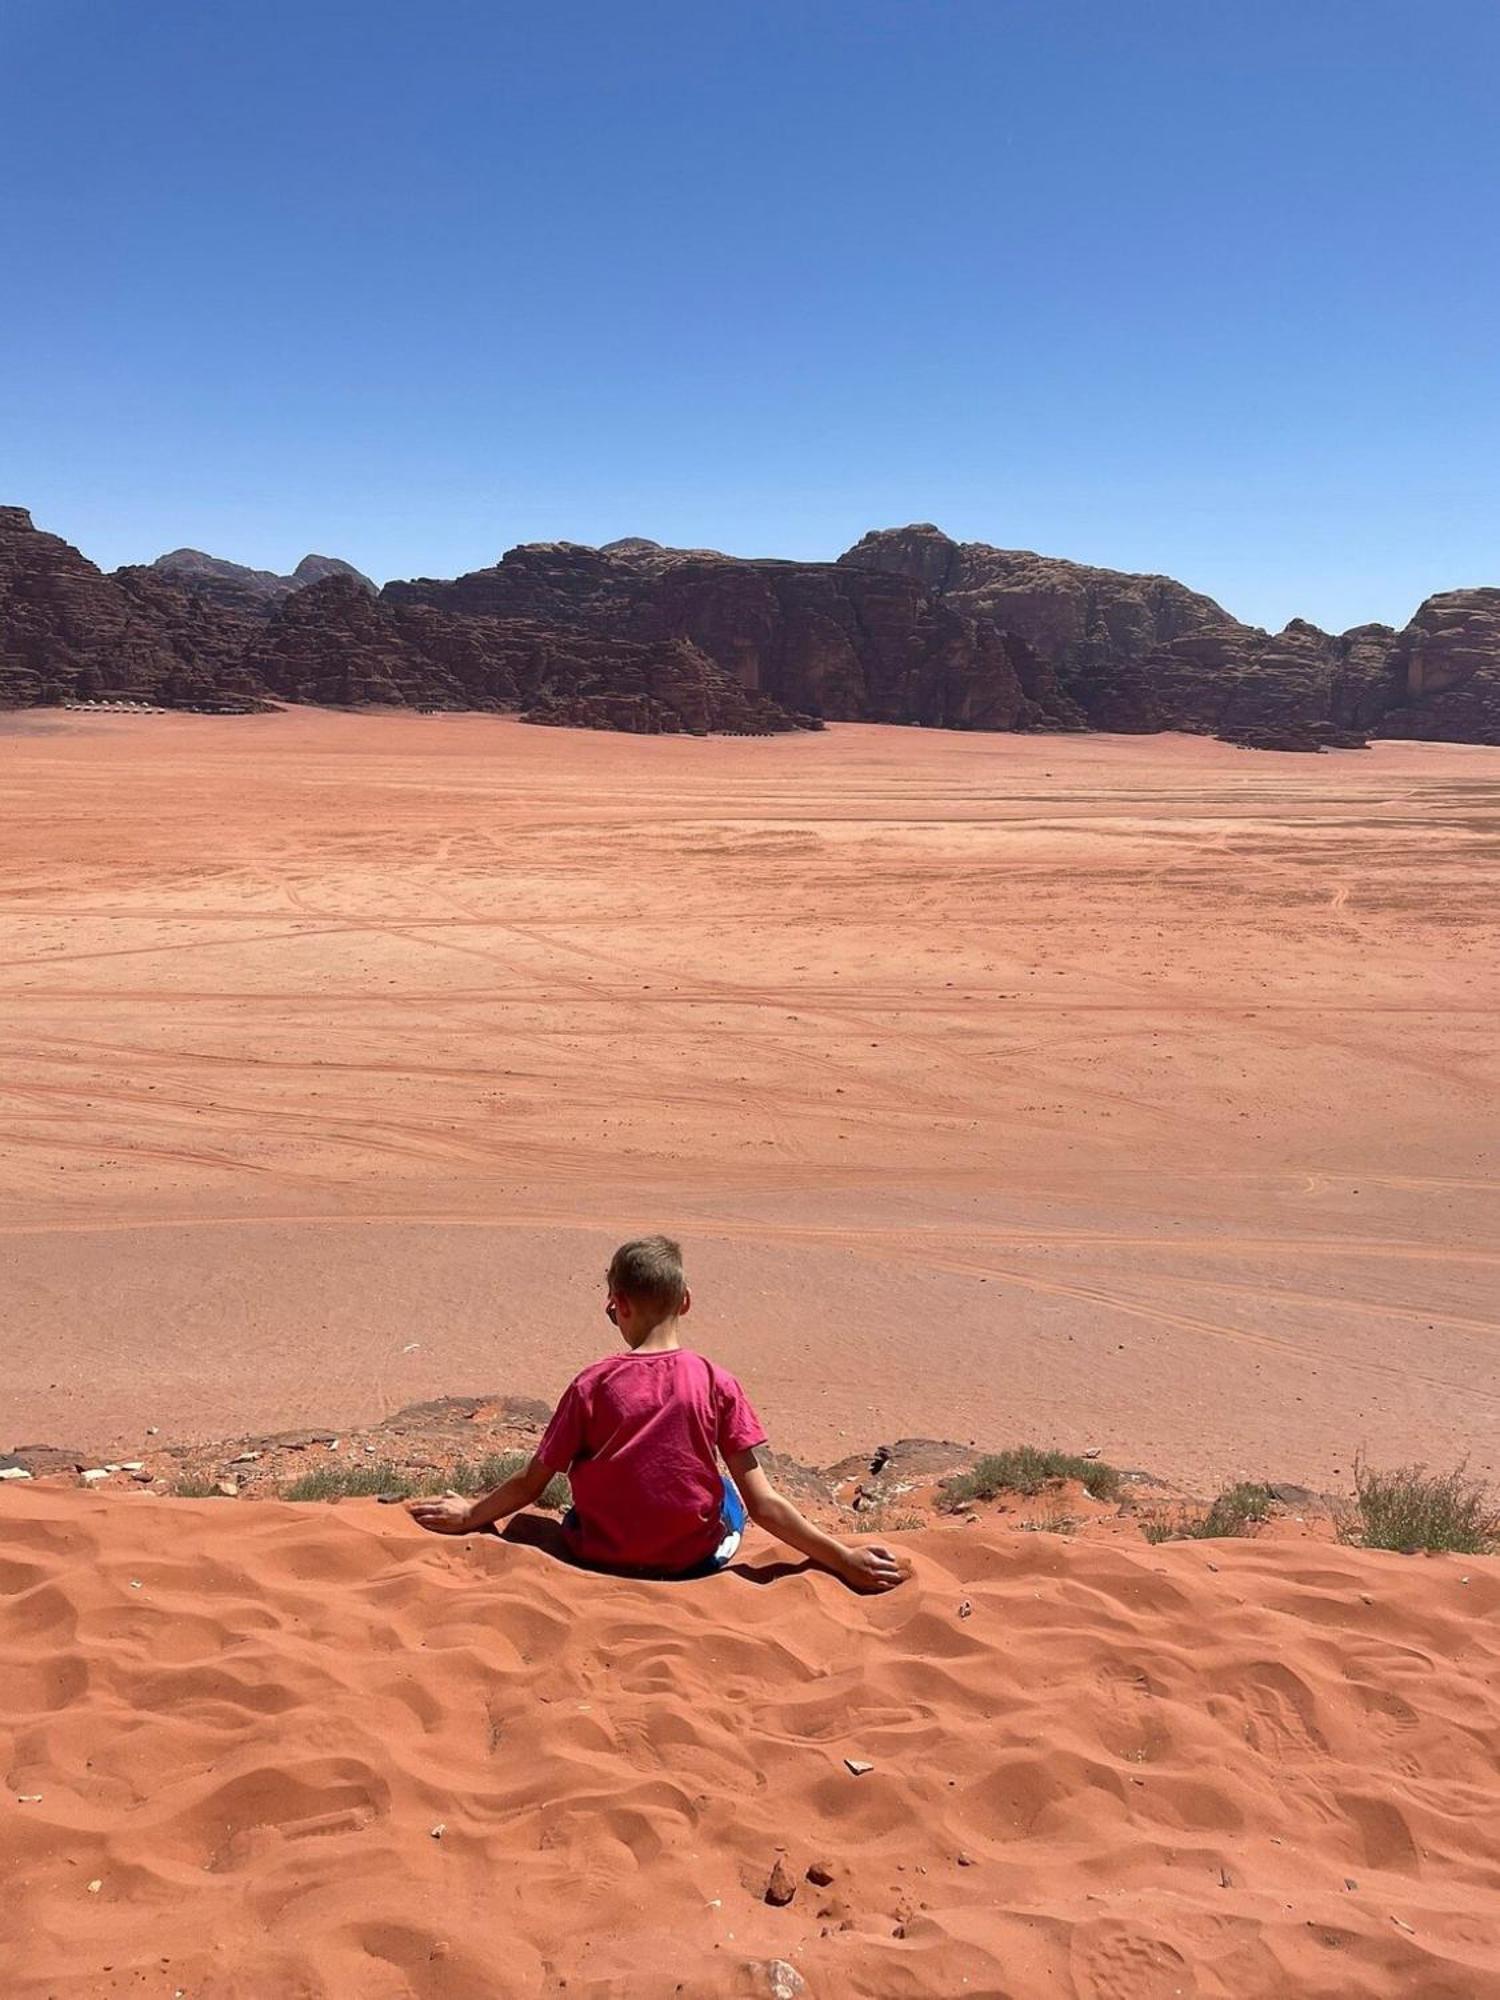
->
[148,547,376,615]
[1,506,1496,741]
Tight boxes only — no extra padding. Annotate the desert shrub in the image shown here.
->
[278,1453,570,1509]
[1341,1458,1500,1556]
[461,1452,572,1512]
[852,1505,925,1535]
[171,1475,234,1499]
[940,1447,1121,1510]
[282,1460,421,1501]
[1018,1511,1078,1537]
[1140,1482,1275,1543]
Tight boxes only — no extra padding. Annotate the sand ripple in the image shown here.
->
[4,1489,1500,1997]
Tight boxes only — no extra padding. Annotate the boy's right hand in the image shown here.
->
[407,1494,478,1535]
[839,1542,910,1592]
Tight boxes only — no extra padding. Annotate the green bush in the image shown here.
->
[281,1460,430,1502]
[1342,1458,1500,1556]
[940,1446,1121,1510]
[278,1453,571,1510]
[1141,1482,1275,1543]
[461,1452,571,1512]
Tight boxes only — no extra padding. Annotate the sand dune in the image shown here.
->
[3,1486,1498,1997]
[3,712,1498,1489]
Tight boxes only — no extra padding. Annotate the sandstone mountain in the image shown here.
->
[147,548,375,616]
[2,504,1497,743]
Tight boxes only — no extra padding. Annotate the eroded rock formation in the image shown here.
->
[2,504,1498,742]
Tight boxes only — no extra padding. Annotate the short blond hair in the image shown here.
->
[607,1234,686,1320]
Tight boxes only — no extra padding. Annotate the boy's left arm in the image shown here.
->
[408,1454,556,1536]
[726,1447,908,1592]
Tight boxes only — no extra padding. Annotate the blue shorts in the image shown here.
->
[706,1473,747,1571]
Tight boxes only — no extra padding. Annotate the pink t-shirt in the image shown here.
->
[537,1349,766,1574]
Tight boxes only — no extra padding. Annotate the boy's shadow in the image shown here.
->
[497,1514,812,1585]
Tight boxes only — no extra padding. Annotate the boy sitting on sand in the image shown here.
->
[409,1235,906,1593]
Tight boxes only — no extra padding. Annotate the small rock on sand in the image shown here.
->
[806,1860,835,1887]
[844,1758,873,1776]
[765,1857,797,1906]
[759,1962,806,2000]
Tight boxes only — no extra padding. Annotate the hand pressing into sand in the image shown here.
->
[407,1495,480,1534]
[837,1542,910,1593]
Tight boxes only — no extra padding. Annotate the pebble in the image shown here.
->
[957,1599,973,1618]
[87,1880,103,1895]
[955,1851,975,1867]
[765,1857,797,1906]
[430,1823,446,1839]
[844,1759,873,1777]
[80,1469,109,1484]
[215,1479,239,1499]
[806,1861,835,1887]
[760,1962,806,2000]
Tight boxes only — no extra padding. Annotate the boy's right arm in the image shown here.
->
[725,1448,908,1592]
[408,1453,556,1535]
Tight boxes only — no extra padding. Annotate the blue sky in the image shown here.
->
[2,0,1496,631]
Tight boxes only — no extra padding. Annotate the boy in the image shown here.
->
[409,1235,907,1593]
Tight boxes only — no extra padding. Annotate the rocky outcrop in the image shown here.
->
[0,505,246,708]
[839,524,1236,710]
[241,576,805,732]
[4,504,1500,742]
[1377,590,1500,743]
[1218,721,1370,753]
[146,547,375,616]
[837,523,1500,744]
[388,541,1074,730]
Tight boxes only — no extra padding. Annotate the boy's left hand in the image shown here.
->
[407,1494,477,1535]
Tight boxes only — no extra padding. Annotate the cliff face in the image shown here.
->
[839,523,1237,678]
[241,576,805,732]
[387,541,1070,730]
[1379,590,1500,743]
[0,506,225,708]
[3,504,1499,743]
[838,524,1500,745]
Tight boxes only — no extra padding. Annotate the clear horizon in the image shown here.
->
[4,0,1497,634]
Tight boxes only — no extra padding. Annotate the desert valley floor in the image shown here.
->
[3,710,1497,1488]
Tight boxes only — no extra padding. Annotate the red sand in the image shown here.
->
[4,1485,1500,1997]
[2,711,1498,1487]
